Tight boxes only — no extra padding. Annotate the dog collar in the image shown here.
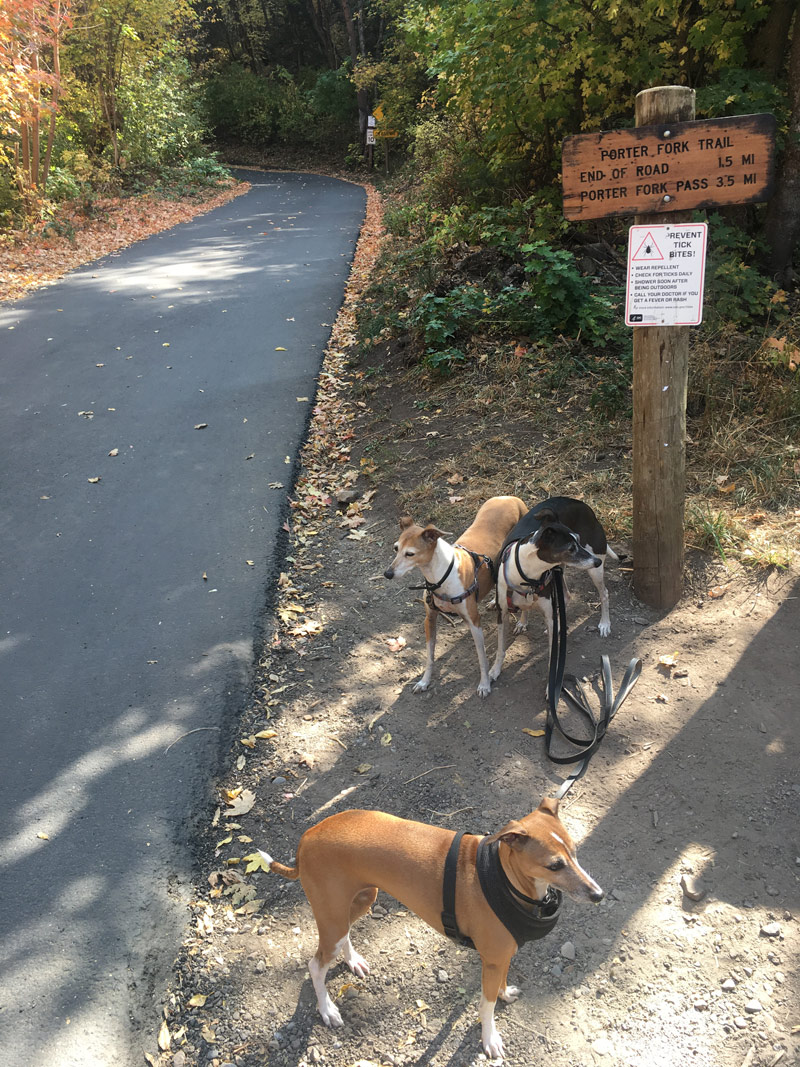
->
[421,547,492,610]
[476,838,562,946]
[441,831,562,951]
[500,542,558,601]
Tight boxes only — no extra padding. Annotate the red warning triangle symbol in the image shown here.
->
[632,231,664,261]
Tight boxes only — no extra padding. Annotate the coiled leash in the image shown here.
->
[544,568,642,799]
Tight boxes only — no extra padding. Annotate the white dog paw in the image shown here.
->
[482,1029,505,1061]
[346,951,370,979]
[477,681,491,698]
[499,984,520,1003]
[513,620,528,635]
[319,1001,344,1028]
[598,622,611,637]
[412,679,430,693]
[488,665,501,682]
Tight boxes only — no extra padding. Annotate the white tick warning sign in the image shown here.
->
[625,223,708,326]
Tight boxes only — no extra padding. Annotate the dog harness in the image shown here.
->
[441,831,562,950]
[498,541,559,614]
[420,545,495,610]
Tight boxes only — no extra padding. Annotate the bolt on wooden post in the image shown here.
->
[632,86,695,609]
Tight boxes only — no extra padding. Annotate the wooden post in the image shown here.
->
[632,86,695,609]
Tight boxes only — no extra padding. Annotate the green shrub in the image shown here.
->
[703,213,779,326]
[118,53,207,172]
[205,64,312,146]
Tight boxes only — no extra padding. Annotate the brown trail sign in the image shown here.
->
[560,89,776,610]
[562,113,776,221]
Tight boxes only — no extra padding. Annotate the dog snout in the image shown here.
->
[384,567,395,579]
[589,885,605,903]
[592,556,602,568]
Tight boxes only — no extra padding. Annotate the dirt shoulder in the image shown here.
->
[145,187,800,1067]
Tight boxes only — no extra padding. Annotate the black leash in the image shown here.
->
[544,568,641,799]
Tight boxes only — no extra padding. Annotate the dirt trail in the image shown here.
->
[150,190,799,1067]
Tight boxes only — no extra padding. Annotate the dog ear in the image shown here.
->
[399,515,415,529]
[535,508,557,525]
[484,819,529,849]
[538,796,560,817]
[421,525,445,543]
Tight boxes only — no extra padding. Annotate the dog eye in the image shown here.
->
[404,550,415,558]
[393,544,399,552]
[547,859,566,872]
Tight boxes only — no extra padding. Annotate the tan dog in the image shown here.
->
[259,798,603,1061]
[384,495,527,696]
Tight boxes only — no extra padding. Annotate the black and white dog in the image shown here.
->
[489,497,616,685]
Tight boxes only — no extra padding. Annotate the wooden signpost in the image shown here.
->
[561,88,776,610]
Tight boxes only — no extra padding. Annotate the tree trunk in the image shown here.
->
[339,0,369,138]
[763,8,800,284]
[750,0,798,80]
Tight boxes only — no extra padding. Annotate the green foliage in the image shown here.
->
[704,213,780,326]
[117,54,207,172]
[205,63,312,145]
[402,0,778,195]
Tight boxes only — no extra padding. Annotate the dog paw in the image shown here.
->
[477,681,491,698]
[513,621,528,635]
[482,1029,505,1061]
[499,985,520,1003]
[488,665,501,682]
[346,951,370,979]
[319,1001,344,1028]
[412,679,430,693]
[598,622,611,637]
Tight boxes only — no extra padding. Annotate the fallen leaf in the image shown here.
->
[254,729,277,740]
[36,831,49,840]
[243,851,272,873]
[380,732,392,746]
[447,473,464,485]
[356,763,372,774]
[240,735,256,748]
[658,653,679,669]
[236,754,246,770]
[224,788,256,815]
[275,347,286,351]
[194,423,208,430]
[245,560,255,566]
[88,476,101,483]
[187,993,208,1007]
[235,897,264,915]
[269,481,284,489]
[386,636,407,652]
[108,448,118,457]
[522,728,545,737]
[296,396,308,402]
[200,1024,216,1043]
[157,1018,171,1051]
[708,585,728,599]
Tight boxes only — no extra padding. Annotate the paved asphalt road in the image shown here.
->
[0,171,366,1065]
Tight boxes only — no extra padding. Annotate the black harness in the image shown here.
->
[441,831,562,950]
[498,540,558,614]
[417,545,494,610]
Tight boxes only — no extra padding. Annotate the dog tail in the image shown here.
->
[605,545,620,562]
[257,849,300,880]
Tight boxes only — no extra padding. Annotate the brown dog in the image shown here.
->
[259,797,603,1060]
[384,495,527,696]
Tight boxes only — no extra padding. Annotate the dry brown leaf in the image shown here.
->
[522,728,545,737]
[386,636,407,652]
